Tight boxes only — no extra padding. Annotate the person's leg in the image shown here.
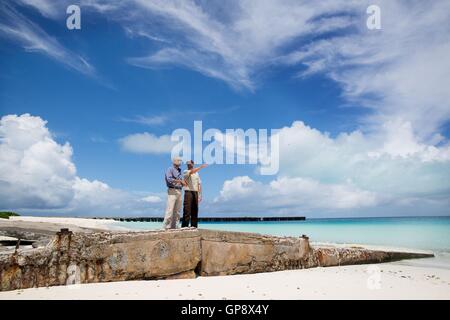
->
[172,189,182,229]
[182,191,192,227]
[191,191,199,228]
[163,189,176,229]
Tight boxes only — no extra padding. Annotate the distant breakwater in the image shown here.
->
[93,216,306,222]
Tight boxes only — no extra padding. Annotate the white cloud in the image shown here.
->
[122,0,450,150]
[0,114,76,209]
[275,121,450,196]
[13,0,359,89]
[16,0,121,18]
[115,119,450,215]
[67,178,164,216]
[82,0,450,148]
[281,0,450,139]
[0,114,163,216]
[118,132,176,154]
[16,0,59,18]
[8,0,450,139]
[141,195,163,203]
[127,47,254,90]
[120,115,168,126]
[124,0,358,90]
[0,2,96,77]
[212,176,379,214]
[1,114,449,217]
[210,121,450,215]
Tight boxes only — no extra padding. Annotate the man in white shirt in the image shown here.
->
[182,160,207,228]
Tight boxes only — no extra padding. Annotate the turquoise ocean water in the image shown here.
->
[117,216,450,253]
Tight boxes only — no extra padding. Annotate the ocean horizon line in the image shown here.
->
[84,215,450,220]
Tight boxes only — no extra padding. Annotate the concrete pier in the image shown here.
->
[0,228,433,291]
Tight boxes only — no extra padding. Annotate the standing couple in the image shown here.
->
[163,157,208,229]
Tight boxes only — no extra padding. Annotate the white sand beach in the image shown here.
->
[6,216,128,231]
[0,261,449,300]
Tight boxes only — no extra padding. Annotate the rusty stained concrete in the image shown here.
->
[0,228,434,291]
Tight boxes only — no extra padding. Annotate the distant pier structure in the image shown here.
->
[94,216,306,222]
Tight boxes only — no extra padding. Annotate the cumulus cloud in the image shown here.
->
[118,132,176,154]
[141,195,163,203]
[209,176,450,217]
[115,119,450,215]
[1,114,449,216]
[209,121,450,216]
[213,176,379,214]
[0,114,76,209]
[0,114,163,216]
[275,121,450,197]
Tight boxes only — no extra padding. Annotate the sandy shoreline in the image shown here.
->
[6,216,129,231]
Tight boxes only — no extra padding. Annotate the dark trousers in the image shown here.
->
[182,191,199,228]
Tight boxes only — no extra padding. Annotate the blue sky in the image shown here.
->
[1,0,450,218]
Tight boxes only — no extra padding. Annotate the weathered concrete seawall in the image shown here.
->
[0,228,433,291]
